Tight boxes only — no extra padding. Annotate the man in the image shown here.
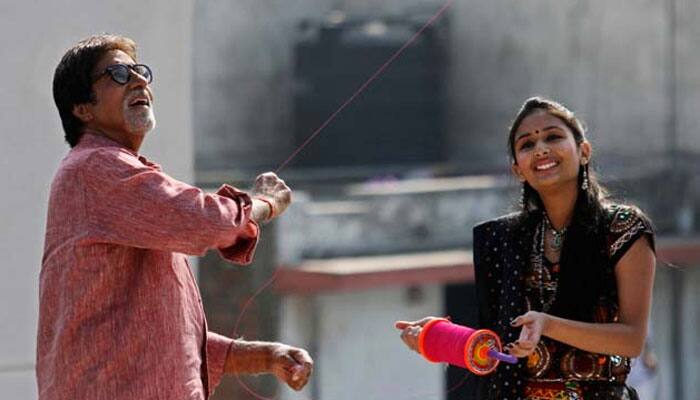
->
[37,34,313,399]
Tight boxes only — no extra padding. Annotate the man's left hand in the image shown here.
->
[268,343,313,391]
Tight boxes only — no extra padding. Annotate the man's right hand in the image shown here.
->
[250,172,291,222]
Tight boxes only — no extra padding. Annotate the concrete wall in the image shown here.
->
[193,0,700,176]
[280,286,444,400]
[448,0,667,170]
[0,1,194,397]
[676,0,700,156]
[650,264,700,400]
[276,177,515,261]
[192,0,445,173]
[448,0,698,171]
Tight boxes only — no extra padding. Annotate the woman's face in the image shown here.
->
[510,110,590,192]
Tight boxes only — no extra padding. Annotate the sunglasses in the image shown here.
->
[94,64,153,85]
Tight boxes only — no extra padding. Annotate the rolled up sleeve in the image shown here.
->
[206,331,234,394]
[215,185,260,265]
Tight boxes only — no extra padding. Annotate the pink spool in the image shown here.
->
[417,319,515,375]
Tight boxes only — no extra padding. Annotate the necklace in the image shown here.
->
[529,214,565,312]
[544,215,567,251]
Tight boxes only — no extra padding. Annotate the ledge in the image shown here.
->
[275,236,700,295]
[656,236,700,265]
[275,250,473,294]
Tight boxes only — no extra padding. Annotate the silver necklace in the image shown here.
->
[544,215,567,251]
[531,219,553,311]
[530,214,566,312]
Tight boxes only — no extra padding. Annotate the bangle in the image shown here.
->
[255,197,275,221]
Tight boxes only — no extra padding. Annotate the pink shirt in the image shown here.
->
[37,133,259,399]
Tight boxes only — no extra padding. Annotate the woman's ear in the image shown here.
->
[511,163,526,182]
[72,103,93,122]
[580,140,592,164]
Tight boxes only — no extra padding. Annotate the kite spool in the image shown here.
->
[417,318,517,375]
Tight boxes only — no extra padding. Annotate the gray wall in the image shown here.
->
[651,264,700,400]
[0,1,194,397]
[279,286,444,400]
[193,0,446,174]
[449,0,664,170]
[675,0,700,156]
[449,0,700,171]
[193,0,700,176]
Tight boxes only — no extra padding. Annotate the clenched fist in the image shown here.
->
[225,340,313,391]
[250,172,291,222]
[268,343,313,391]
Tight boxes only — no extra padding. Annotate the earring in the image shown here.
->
[581,165,589,191]
[519,184,526,208]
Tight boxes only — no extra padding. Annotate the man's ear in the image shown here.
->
[72,103,93,122]
[511,163,526,182]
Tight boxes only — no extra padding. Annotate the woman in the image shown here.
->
[395,97,656,399]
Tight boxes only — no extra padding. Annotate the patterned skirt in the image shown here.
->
[524,381,639,400]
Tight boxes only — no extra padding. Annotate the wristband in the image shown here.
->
[255,197,276,221]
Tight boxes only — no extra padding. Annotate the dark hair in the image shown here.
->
[508,97,611,322]
[53,34,137,147]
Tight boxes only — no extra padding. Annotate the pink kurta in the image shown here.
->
[37,133,259,400]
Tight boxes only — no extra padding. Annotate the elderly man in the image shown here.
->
[37,34,313,399]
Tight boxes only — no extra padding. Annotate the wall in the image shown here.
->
[448,0,699,171]
[0,1,194,397]
[675,0,700,156]
[651,263,700,400]
[193,0,700,176]
[192,0,446,174]
[279,286,444,400]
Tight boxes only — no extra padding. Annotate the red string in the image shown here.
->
[275,0,454,173]
[422,321,476,369]
[234,1,455,398]
[231,269,284,400]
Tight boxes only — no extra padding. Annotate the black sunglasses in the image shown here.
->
[94,64,153,85]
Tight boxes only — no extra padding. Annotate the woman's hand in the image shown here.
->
[505,311,550,357]
[394,316,442,353]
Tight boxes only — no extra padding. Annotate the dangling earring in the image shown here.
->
[581,164,589,191]
[519,184,526,208]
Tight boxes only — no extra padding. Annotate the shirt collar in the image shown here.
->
[78,130,136,153]
[78,130,162,171]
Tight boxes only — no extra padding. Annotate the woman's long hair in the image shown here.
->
[508,97,611,322]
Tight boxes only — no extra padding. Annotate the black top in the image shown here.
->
[472,204,654,399]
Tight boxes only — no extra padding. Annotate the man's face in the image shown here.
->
[87,49,156,138]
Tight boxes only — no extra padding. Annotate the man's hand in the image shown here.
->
[394,316,442,353]
[268,343,313,391]
[225,340,313,391]
[250,172,291,222]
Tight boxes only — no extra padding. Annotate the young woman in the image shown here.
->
[395,97,655,399]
